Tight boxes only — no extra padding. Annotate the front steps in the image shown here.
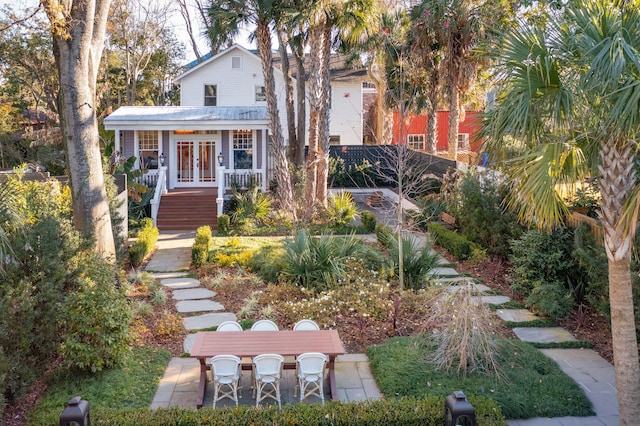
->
[156,188,218,231]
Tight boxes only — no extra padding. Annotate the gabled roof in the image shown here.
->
[175,44,285,82]
[178,44,368,85]
[103,106,269,130]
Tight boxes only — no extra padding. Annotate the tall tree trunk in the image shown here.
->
[426,72,440,153]
[315,23,332,205]
[304,24,323,221]
[598,142,640,424]
[447,83,459,160]
[256,21,295,219]
[293,44,306,167]
[277,29,298,164]
[45,0,116,261]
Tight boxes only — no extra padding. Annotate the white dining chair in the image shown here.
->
[216,321,243,332]
[252,353,285,408]
[251,319,279,331]
[210,355,242,408]
[296,352,328,404]
[293,319,320,331]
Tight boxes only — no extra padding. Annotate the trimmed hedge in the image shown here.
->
[192,226,212,268]
[38,397,506,425]
[428,222,481,261]
[129,219,159,267]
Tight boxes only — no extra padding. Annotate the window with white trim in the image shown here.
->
[204,84,217,106]
[233,130,253,169]
[138,130,159,169]
[408,134,425,150]
[255,85,266,102]
[458,133,470,150]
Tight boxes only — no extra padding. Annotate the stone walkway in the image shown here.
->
[143,222,619,424]
[145,231,382,410]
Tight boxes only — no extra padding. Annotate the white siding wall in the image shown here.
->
[328,82,363,145]
[179,48,289,137]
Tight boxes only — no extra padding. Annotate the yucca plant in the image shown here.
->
[280,229,364,292]
[388,235,440,290]
[327,191,358,227]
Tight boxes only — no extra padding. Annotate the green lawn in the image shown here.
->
[367,335,594,419]
[27,347,171,425]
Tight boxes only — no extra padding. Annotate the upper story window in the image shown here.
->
[329,135,341,146]
[138,130,159,169]
[408,134,425,150]
[204,84,217,106]
[233,130,253,169]
[458,133,470,150]
[255,86,266,102]
[231,56,242,69]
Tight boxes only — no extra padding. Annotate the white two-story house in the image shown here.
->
[104,44,368,196]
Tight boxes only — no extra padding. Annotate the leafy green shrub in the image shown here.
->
[231,186,272,225]
[128,240,147,267]
[191,242,209,268]
[28,397,506,425]
[409,194,446,230]
[448,170,523,258]
[360,210,377,232]
[375,223,394,249]
[328,156,377,188]
[247,245,286,282]
[280,229,364,292]
[217,214,230,235]
[327,191,358,226]
[428,223,480,261]
[509,226,607,319]
[388,235,440,290]
[60,255,132,372]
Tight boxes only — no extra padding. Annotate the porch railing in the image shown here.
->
[222,169,265,192]
[150,166,167,226]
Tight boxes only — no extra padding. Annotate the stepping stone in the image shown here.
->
[436,276,476,283]
[471,295,511,305]
[150,272,190,280]
[161,278,200,289]
[176,300,224,313]
[172,288,216,300]
[429,267,460,276]
[445,283,492,293]
[183,334,197,353]
[496,309,539,322]
[183,312,237,331]
[513,327,576,343]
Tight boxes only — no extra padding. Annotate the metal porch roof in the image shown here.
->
[103,106,270,130]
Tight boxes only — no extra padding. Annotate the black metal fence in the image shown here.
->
[329,145,456,179]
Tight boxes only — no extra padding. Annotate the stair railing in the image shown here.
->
[150,165,168,226]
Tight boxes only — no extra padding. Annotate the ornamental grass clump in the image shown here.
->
[424,282,503,378]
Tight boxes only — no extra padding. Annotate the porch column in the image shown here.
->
[216,164,225,216]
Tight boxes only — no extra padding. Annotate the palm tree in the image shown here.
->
[302,0,378,218]
[208,0,296,218]
[483,1,640,423]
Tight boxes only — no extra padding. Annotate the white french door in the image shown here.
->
[175,138,218,186]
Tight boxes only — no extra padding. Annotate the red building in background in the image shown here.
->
[392,110,483,164]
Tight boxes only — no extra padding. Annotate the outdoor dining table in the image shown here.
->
[190,329,345,408]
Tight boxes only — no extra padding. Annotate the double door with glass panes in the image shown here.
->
[175,139,217,186]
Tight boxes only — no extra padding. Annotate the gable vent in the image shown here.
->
[232,56,241,69]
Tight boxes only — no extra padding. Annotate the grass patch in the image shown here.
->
[367,335,593,419]
[28,347,171,425]
[504,319,556,328]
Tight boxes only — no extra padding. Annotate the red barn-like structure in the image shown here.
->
[392,111,483,164]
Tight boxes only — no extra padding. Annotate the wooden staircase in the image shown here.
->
[156,188,218,231]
